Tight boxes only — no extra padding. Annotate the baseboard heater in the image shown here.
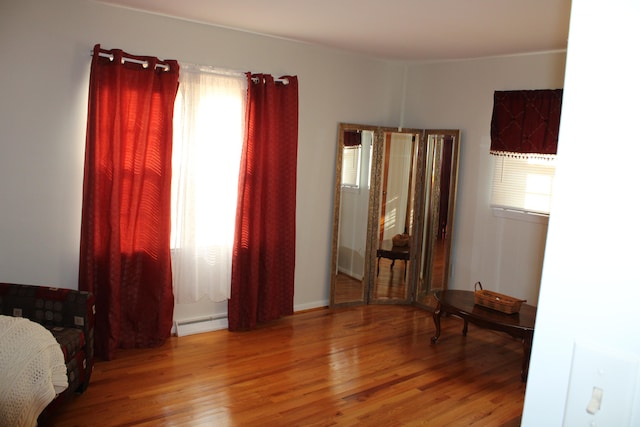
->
[174,314,228,337]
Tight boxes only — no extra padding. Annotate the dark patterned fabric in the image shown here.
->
[48,326,85,363]
[490,89,563,158]
[0,283,95,419]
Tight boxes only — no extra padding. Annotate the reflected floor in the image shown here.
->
[416,238,446,308]
[373,258,409,300]
[335,273,363,303]
[335,239,446,305]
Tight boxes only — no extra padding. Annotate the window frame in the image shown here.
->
[341,145,362,189]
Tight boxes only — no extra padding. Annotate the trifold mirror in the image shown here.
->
[330,123,460,310]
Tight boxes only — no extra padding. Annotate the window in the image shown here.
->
[170,65,247,303]
[491,155,556,215]
[489,89,562,220]
[341,145,362,188]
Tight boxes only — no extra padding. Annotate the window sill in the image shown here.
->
[341,186,363,194]
[491,206,549,225]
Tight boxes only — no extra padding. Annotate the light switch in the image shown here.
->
[563,341,638,426]
[586,386,603,415]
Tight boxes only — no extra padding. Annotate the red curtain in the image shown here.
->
[490,89,563,157]
[79,45,179,360]
[228,74,299,331]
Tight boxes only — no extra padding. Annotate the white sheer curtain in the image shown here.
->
[171,64,247,303]
[382,133,413,240]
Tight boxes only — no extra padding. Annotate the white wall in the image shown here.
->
[522,1,640,425]
[0,0,402,320]
[404,52,567,305]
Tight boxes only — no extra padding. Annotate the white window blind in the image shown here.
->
[491,156,556,215]
[341,146,361,188]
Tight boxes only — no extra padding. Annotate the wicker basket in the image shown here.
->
[392,233,410,247]
[474,282,526,314]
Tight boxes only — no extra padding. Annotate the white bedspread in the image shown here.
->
[0,315,68,427]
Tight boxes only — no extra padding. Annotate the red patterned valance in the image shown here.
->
[490,89,563,158]
[343,130,361,147]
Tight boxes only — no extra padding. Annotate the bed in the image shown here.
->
[0,315,68,426]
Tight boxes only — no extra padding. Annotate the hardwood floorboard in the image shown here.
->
[44,305,527,426]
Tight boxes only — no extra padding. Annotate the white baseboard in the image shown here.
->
[172,301,328,337]
[174,316,228,337]
[294,300,329,311]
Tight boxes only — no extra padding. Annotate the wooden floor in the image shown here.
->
[45,305,527,426]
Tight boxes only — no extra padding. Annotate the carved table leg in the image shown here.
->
[521,335,533,382]
[431,303,442,343]
[462,319,468,336]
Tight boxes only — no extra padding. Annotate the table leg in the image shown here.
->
[431,303,442,343]
[462,320,468,336]
[521,335,533,382]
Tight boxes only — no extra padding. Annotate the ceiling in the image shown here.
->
[94,0,572,61]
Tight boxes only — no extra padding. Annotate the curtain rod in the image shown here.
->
[93,51,171,71]
[251,76,289,85]
[91,50,289,83]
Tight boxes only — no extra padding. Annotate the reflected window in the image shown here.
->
[341,145,362,188]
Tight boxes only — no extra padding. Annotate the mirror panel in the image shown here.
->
[330,123,377,306]
[415,131,460,309]
[369,128,422,304]
[330,124,460,310]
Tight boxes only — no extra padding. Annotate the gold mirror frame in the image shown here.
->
[330,123,378,306]
[330,123,460,309]
[414,130,461,309]
[367,127,424,305]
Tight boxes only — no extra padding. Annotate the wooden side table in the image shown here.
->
[431,290,537,382]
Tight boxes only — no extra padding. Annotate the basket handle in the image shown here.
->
[474,281,483,291]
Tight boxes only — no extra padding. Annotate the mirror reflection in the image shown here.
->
[370,129,420,303]
[416,132,460,309]
[331,124,376,305]
[330,123,460,310]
